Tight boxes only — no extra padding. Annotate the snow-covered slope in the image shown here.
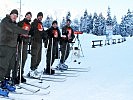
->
[2,33,133,100]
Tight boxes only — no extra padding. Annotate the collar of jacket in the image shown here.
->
[34,18,42,24]
[23,18,31,24]
[51,26,58,30]
[5,14,16,24]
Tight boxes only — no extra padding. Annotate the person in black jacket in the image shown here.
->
[57,19,75,70]
[14,12,32,84]
[44,20,61,75]
[28,12,47,78]
[0,9,28,91]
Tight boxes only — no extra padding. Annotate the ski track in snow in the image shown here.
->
[2,34,133,100]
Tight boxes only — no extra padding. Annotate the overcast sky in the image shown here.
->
[0,0,133,23]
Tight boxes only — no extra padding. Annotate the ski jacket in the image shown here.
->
[0,15,28,47]
[46,27,61,40]
[29,19,47,43]
[17,18,31,43]
[61,25,75,43]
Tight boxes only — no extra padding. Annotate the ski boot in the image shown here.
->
[27,69,41,78]
[1,78,16,92]
[56,63,68,70]
[0,88,9,97]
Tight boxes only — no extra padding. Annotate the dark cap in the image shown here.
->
[37,12,43,17]
[66,19,71,22]
[52,20,58,25]
[25,12,32,17]
[10,9,18,16]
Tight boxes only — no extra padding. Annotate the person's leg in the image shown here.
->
[0,46,10,81]
[9,47,17,83]
[0,46,16,91]
[1,46,16,80]
[36,43,42,67]
[60,42,67,63]
[31,42,38,70]
[46,46,51,70]
[45,40,55,74]
[21,43,28,75]
[64,43,70,61]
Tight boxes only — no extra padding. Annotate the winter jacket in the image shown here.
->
[47,26,61,41]
[17,18,31,43]
[61,25,75,43]
[0,15,28,47]
[44,27,61,47]
[29,19,47,43]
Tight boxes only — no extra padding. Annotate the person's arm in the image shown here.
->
[71,27,75,40]
[2,20,28,34]
[17,21,23,28]
[57,28,61,41]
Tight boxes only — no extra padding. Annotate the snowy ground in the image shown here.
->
[1,33,133,100]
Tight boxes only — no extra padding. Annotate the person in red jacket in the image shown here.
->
[14,12,32,84]
[27,12,47,78]
[57,19,75,70]
[44,20,61,75]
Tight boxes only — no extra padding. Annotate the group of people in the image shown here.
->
[0,9,75,96]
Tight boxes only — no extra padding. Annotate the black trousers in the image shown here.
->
[46,39,58,69]
[60,42,70,63]
[30,41,42,70]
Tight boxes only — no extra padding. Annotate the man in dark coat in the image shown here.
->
[44,20,61,75]
[15,12,32,84]
[57,19,75,70]
[0,9,28,91]
[28,12,47,78]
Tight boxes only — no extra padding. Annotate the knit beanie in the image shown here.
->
[52,20,58,25]
[25,12,32,17]
[10,9,18,16]
[37,12,43,17]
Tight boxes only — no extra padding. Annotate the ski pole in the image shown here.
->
[58,42,60,62]
[19,38,24,84]
[12,42,19,85]
[50,38,53,74]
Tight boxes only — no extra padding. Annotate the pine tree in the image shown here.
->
[120,17,127,37]
[98,13,106,35]
[43,15,53,28]
[72,18,79,31]
[106,6,113,26]
[119,9,133,37]
[86,14,93,33]
[60,17,66,29]
[80,10,88,32]
[66,11,71,20]
[105,6,113,39]
[93,15,99,35]
[112,16,120,35]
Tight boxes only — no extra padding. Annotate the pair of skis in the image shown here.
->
[15,83,50,95]
[0,82,50,100]
[53,67,90,73]
[25,66,90,82]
